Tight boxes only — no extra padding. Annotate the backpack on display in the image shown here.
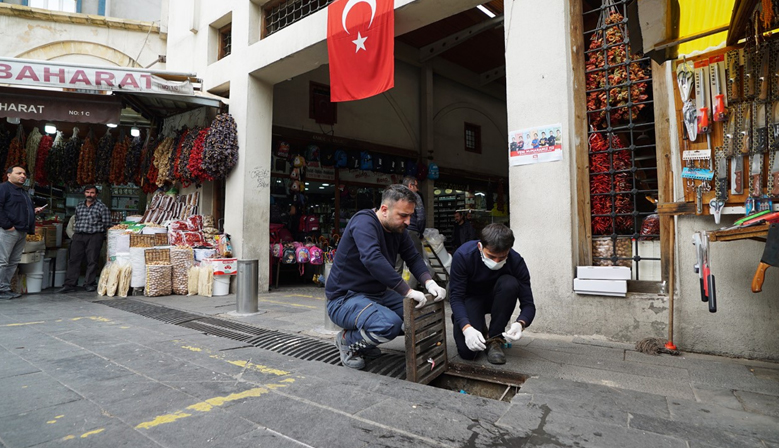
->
[406,159,418,178]
[295,245,310,264]
[334,149,348,167]
[395,158,406,175]
[282,244,296,264]
[305,145,320,163]
[309,245,323,265]
[293,155,306,168]
[290,167,301,181]
[270,223,285,244]
[300,214,320,233]
[290,180,301,193]
[374,154,387,173]
[428,162,440,180]
[348,151,360,170]
[276,141,290,158]
[321,147,336,166]
[360,151,373,170]
[270,206,283,224]
[416,163,428,181]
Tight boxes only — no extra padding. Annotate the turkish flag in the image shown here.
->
[327,0,394,102]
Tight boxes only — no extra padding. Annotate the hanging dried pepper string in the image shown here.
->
[589,133,634,235]
[109,135,131,185]
[77,129,97,186]
[61,127,81,187]
[34,134,53,186]
[152,137,175,187]
[124,134,144,185]
[95,131,114,184]
[25,127,42,183]
[5,124,27,177]
[188,127,212,185]
[202,113,239,180]
[44,131,65,186]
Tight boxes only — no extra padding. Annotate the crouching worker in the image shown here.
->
[325,184,448,370]
[449,223,536,364]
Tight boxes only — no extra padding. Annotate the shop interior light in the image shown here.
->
[476,4,496,18]
[6,117,20,124]
[319,186,325,189]
[322,183,330,186]
[106,123,118,128]
[130,126,141,137]
[44,123,57,134]
[305,182,310,185]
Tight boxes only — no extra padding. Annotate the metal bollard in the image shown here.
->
[236,259,259,314]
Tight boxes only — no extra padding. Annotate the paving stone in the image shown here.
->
[160,380,268,410]
[31,421,162,448]
[556,364,696,400]
[229,427,319,448]
[733,390,779,418]
[136,408,257,447]
[0,351,39,379]
[98,383,200,424]
[497,402,686,448]
[35,352,135,386]
[0,397,115,448]
[0,373,81,418]
[539,348,690,381]
[520,377,670,426]
[629,412,765,448]
[279,376,395,414]
[665,396,779,442]
[63,374,158,405]
[687,362,779,397]
[690,383,745,411]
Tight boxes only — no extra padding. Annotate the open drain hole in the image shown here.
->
[428,363,528,402]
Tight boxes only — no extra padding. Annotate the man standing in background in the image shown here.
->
[58,185,111,293]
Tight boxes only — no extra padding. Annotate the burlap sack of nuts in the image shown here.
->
[171,247,194,295]
[145,263,172,297]
[187,266,200,296]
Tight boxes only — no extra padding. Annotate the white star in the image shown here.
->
[352,32,367,53]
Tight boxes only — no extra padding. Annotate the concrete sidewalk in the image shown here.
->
[0,286,777,447]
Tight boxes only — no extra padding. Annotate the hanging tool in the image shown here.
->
[695,60,711,135]
[751,155,763,197]
[731,156,744,195]
[710,151,728,224]
[771,151,779,196]
[692,232,707,303]
[677,60,695,102]
[701,231,716,313]
[751,223,779,293]
[710,54,727,122]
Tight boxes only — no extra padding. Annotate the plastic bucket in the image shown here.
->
[213,275,230,296]
[54,270,66,287]
[42,258,52,289]
[20,258,44,274]
[26,273,43,294]
[55,248,68,270]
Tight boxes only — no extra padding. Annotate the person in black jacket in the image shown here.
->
[0,166,45,300]
[449,224,536,364]
[326,185,447,370]
[452,211,476,252]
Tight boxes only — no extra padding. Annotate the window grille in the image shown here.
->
[219,25,232,60]
[583,0,658,280]
[464,123,482,154]
[265,0,334,37]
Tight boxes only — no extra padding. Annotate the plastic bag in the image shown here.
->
[198,264,214,297]
[97,262,112,296]
[105,262,122,297]
[187,266,200,296]
[117,263,132,298]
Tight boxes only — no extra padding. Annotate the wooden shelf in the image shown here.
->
[708,223,770,242]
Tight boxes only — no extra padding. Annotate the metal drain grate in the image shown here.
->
[96,299,407,379]
[96,299,202,325]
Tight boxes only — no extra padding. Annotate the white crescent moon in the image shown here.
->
[341,0,376,35]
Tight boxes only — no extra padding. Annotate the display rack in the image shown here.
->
[433,192,465,248]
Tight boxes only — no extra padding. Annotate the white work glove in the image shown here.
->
[405,289,427,309]
[463,327,486,352]
[425,280,447,302]
[503,322,523,341]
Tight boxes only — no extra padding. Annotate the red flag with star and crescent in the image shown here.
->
[327,0,394,102]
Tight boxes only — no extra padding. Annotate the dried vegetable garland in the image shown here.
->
[188,127,212,185]
[0,127,10,170]
[152,137,175,187]
[585,9,650,128]
[61,127,81,187]
[25,127,42,182]
[44,131,65,185]
[175,127,199,186]
[5,125,27,176]
[167,128,188,185]
[109,135,130,185]
[34,134,53,186]
[95,131,114,184]
[589,133,633,235]
[77,129,97,186]
[139,136,158,193]
[124,135,144,185]
[202,113,239,180]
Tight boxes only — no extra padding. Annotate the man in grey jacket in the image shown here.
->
[399,176,433,277]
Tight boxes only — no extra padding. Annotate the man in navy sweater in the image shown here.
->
[449,223,536,364]
[326,185,448,370]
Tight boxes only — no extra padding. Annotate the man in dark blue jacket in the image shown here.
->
[0,166,44,300]
[449,223,536,364]
[326,185,447,370]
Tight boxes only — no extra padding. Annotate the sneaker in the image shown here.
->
[360,345,382,360]
[57,286,77,294]
[0,292,15,300]
[84,285,97,292]
[334,330,365,370]
[10,292,21,299]
[486,339,506,365]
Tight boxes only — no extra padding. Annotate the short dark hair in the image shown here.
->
[480,223,515,253]
[382,184,417,207]
[401,177,418,188]
[83,185,98,193]
[6,165,26,175]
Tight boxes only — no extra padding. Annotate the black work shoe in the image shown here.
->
[84,285,97,292]
[360,345,382,361]
[334,330,365,370]
[57,286,77,294]
[486,339,506,365]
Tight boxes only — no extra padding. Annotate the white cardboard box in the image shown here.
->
[576,266,631,280]
[573,278,627,297]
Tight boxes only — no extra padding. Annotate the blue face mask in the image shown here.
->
[479,243,507,270]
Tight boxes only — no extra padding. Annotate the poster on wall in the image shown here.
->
[508,123,563,166]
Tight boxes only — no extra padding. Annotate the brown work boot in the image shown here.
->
[486,339,506,365]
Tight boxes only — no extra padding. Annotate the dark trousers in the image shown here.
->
[452,275,520,360]
[64,233,104,287]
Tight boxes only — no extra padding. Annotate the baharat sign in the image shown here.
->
[0,87,121,124]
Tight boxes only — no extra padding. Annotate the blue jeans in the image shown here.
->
[326,289,405,349]
[0,229,27,293]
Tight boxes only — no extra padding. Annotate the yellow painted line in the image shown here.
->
[62,435,75,441]
[136,411,192,429]
[180,346,202,352]
[46,420,56,424]
[80,428,104,438]
[56,415,64,418]
[258,299,317,309]
[136,379,294,430]
[3,321,45,327]
[71,316,112,323]
[120,326,130,329]
[286,294,324,301]
[225,360,289,376]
